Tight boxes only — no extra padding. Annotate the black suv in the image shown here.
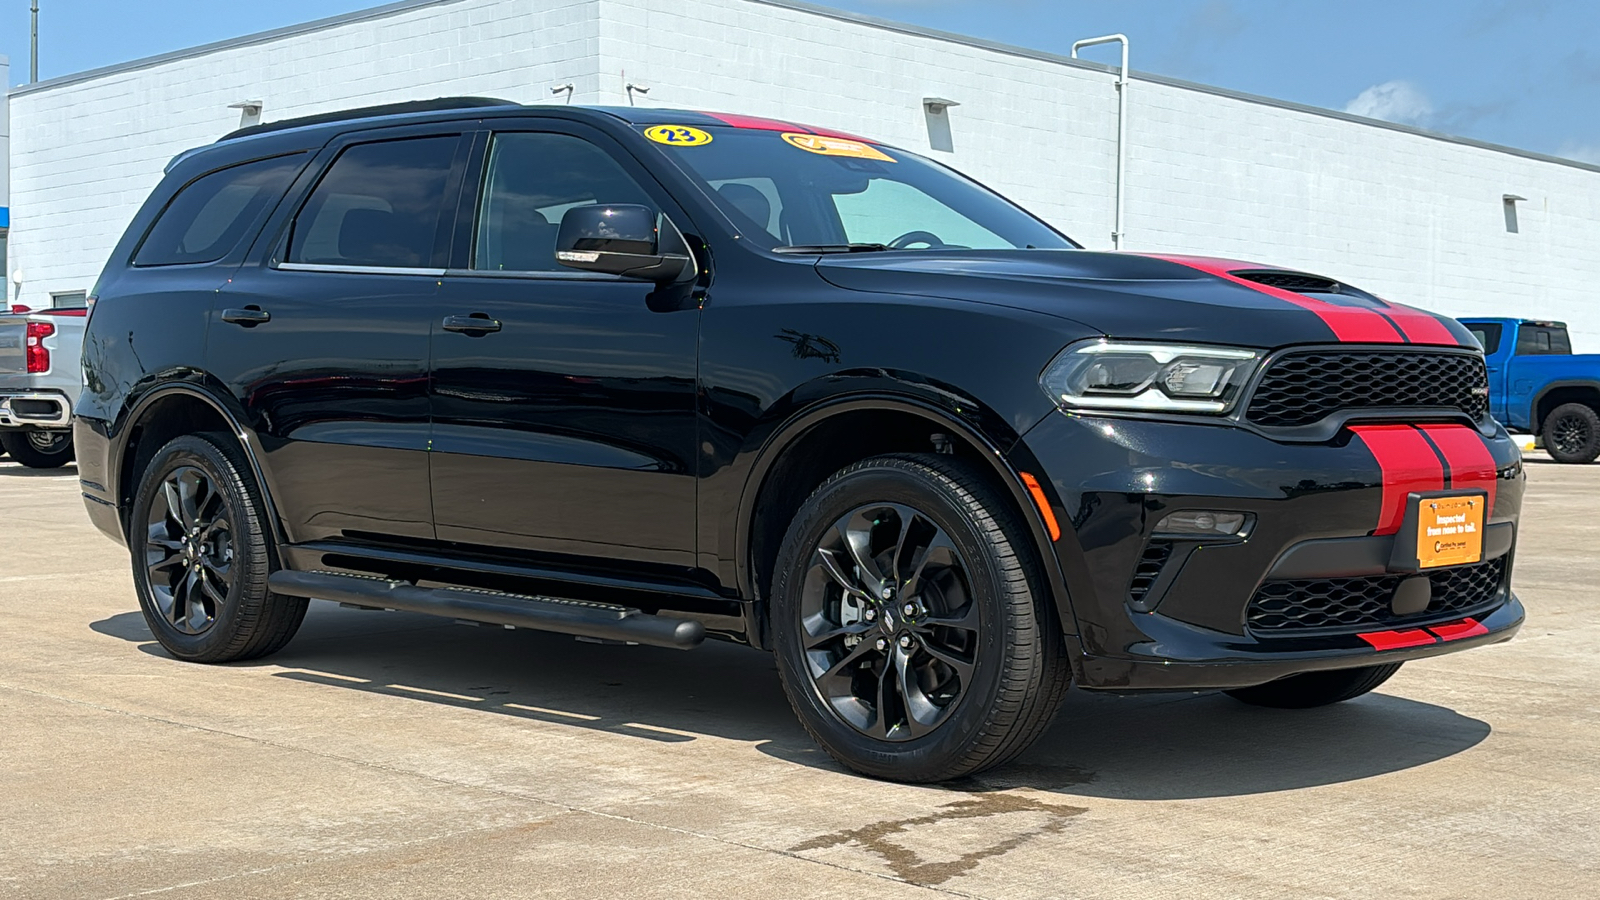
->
[79,99,1524,781]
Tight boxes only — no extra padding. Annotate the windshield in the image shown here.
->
[639,125,1077,252]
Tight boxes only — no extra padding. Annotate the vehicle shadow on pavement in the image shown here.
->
[0,461,78,477]
[92,602,1491,799]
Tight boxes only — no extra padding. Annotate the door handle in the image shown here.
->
[442,314,501,334]
[221,307,271,326]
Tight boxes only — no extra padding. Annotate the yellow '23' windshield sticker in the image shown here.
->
[645,125,714,146]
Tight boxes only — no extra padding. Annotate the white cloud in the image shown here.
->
[1343,80,1434,126]
[1557,142,1600,165]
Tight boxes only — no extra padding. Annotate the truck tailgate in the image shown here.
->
[0,319,27,376]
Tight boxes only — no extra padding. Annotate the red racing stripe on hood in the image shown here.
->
[1139,254,1408,344]
[1378,302,1463,346]
[1351,424,1445,535]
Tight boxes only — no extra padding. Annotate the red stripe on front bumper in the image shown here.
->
[1417,424,1499,512]
[1359,628,1438,650]
[1428,618,1490,641]
[1351,425,1446,535]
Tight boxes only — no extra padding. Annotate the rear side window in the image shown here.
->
[134,154,305,266]
[1467,323,1502,355]
[1516,326,1572,356]
[288,136,460,269]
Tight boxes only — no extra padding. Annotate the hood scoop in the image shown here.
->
[1232,270,1343,294]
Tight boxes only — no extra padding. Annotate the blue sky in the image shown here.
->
[3,0,1597,163]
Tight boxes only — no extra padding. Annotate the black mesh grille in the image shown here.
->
[1246,350,1489,428]
[1247,557,1506,636]
[1234,271,1341,293]
[1128,542,1173,606]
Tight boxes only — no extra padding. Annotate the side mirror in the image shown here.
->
[556,204,694,283]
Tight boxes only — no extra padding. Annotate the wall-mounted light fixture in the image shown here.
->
[551,83,574,104]
[228,100,264,129]
[1502,193,1526,234]
[1071,33,1131,249]
[626,82,650,105]
[922,97,960,153]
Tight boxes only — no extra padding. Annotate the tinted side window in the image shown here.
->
[1467,323,1502,355]
[1516,326,1572,356]
[134,154,305,266]
[288,136,460,268]
[473,133,654,272]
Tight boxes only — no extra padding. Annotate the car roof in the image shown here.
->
[214,99,877,146]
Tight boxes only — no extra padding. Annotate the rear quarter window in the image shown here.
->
[134,154,306,266]
[1516,326,1572,356]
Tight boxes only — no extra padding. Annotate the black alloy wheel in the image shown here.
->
[771,454,1071,783]
[130,434,307,662]
[145,465,235,635]
[1543,402,1600,464]
[0,430,74,468]
[799,503,977,741]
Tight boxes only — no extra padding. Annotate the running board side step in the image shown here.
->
[267,570,705,650]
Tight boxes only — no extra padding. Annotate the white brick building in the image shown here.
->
[6,0,1600,345]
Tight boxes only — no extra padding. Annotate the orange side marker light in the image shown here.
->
[1019,472,1061,542]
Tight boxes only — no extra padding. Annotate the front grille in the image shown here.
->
[1246,556,1506,636]
[1246,350,1489,428]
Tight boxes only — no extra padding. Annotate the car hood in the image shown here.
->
[816,249,1476,349]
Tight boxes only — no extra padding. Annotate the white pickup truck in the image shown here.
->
[0,307,84,468]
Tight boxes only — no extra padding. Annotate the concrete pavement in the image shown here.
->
[1,455,1596,899]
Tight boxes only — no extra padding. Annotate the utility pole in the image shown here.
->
[31,0,40,82]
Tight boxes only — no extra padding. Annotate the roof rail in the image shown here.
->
[220,96,518,141]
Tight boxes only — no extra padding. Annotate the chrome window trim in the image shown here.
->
[276,262,447,276]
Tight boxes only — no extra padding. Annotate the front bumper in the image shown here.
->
[1014,411,1525,691]
[0,391,73,428]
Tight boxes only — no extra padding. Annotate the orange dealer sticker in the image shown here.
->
[780,132,896,162]
[1416,494,1484,569]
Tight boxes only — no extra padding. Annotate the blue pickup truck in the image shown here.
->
[1458,318,1600,463]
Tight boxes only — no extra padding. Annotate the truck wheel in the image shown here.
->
[1542,402,1600,463]
[129,434,307,662]
[1224,663,1402,709]
[0,430,74,468]
[769,454,1071,782]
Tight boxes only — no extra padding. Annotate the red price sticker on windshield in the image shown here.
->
[781,132,895,162]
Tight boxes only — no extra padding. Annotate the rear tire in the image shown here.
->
[1542,402,1600,463]
[1,430,74,468]
[770,453,1071,782]
[1224,663,1403,709]
[129,433,307,662]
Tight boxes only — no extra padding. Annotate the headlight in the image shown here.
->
[1040,340,1262,414]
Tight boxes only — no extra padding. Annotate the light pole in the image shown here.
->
[31,0,40,83]
[1071,33,1129,250]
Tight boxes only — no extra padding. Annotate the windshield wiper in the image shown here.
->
[772,243,890,254]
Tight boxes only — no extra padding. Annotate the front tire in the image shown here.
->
[1224,663,1403,709]
[1,430,74,468]
[130,434,307,662]
[1542,402,1600,464]
[770,454,1071,782]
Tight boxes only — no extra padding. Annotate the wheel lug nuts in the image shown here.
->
[902,602,916,617]
[863,609,876,622]
[874,637,888,652]
[898,635,914,650]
